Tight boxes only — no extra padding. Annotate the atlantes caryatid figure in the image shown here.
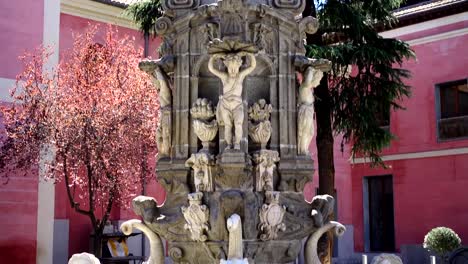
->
[208,51,256,150]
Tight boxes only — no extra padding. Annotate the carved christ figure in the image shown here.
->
[297,66,323,155]
[208,52,256,150]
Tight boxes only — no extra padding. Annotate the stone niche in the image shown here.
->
[121,1,345,264]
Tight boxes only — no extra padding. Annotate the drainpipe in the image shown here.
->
[142,146,149,258]
[141,32,149,258]
[144,33,149,57]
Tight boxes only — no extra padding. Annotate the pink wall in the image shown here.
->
[0,0,44,262]
[59,14,160,58]
[0,0,44,80]
[352,154,468,252]
[350,29,468,252]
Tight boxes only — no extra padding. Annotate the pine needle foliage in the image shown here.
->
[307,0,415,165]
[125,0,163,36]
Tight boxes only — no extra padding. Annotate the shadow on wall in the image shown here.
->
[0,239,36,263]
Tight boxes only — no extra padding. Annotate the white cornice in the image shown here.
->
[406,27,468,46]
[381,12,468,38]
[60,0,138,30]
[352,147,468,164]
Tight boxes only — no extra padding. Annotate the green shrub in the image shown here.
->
[423,227,461,257]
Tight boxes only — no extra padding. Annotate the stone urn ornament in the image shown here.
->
[248,99,273,149]
[190,98,218,151]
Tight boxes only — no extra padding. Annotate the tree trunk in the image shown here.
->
[92,230,103,258]
[315,79,335,196]
[303,1,336,263]
[315,77,335,264]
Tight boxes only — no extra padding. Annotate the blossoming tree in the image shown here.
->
[0,26,159,256]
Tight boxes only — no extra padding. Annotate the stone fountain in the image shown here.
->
[122,1,345,263]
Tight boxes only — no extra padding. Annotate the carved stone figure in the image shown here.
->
[259,192,286,241]
[253,23,271,52]
[248,99,273,149]
[297,66,324,155]
[68,253,101,264]
[185,152,215,192]
[190,98,218,151]
[208,51,256,150]
[181,192,210,242]
[202,23,219,44]
[371,254,403,264]
[220,214,249,264]
[253,150,279,192]
[139,61,172,157]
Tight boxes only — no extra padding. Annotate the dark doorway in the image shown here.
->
[364,175,395,252]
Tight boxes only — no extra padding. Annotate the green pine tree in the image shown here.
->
[303,0,414,196]
[303,1,414,261]
[126,0,163,36]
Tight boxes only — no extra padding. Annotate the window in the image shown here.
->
[376,108,390,130]
[437,79,468,140]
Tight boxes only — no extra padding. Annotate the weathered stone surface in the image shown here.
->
[132,195,161,224]
[278,157,314,192]
[216,151,253,190]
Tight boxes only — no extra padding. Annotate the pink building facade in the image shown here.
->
[0,0,467,263]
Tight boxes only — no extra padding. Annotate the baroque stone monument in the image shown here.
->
[122,1,345,263]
